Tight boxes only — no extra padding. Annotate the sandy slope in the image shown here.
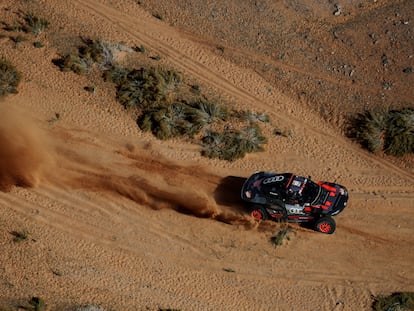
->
[0,0,413,310]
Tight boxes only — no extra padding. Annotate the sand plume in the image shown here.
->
[0,105,54,191]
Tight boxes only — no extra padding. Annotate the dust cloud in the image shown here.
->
[0,105,254,226]
[56,144,255,226]
[0,105,54,191]
[68,158,255,226]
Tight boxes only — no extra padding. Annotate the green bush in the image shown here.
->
[10,35,26,44]
[349,109,388,153]
[202,125,267,161]
[237,125,267,153]
[138,102,204,139]
[189,98,228,124]
[58,39,132,74]
[23,13,49,36]
[56,38,271,161]
[28,297,46,311]
[79,39,132,69]
[103,65,129,83]
[114,67,165,109]
[108,66,181,109]
[60,53,91,75]
[0,58,21,96]
[372,292,414,311]
[349,108,413,156]
[243,110,270,123]
[384,109,414,156]
[271,226,294,247]
[33,41,44,48]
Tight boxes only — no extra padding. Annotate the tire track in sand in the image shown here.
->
[73,0,414,185]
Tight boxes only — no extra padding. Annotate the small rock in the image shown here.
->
[382,54,389,66]
[403,67,413,73]
[382,81,392,90]
[333,4,342,16]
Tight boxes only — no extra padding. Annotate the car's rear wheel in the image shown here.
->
[314,217,336,234]
[250,206,268,221]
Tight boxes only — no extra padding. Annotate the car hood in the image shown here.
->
[316,182,348,215]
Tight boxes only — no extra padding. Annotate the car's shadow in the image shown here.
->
[214,175,247,213]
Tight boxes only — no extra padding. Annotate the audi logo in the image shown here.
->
[263,175,285,184]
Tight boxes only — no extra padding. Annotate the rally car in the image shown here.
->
[241,172,348,234]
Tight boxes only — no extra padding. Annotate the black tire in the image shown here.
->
[314,216,336,234]
[249,205,268,221]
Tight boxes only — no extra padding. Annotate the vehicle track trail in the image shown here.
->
[74,0,414,185]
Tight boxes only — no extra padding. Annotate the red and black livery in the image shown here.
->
[241,172,348,234]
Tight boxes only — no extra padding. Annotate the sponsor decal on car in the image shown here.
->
[263,175,284,184]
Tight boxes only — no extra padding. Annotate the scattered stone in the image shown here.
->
[381,54,389,66]
[403,67,413,73]
[382,81,392,90]
[369,33,380,44]
[333,4,342,16]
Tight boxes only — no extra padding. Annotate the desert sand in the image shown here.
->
[0,0,413,310]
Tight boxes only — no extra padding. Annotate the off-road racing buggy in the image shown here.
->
[241,172,348,234]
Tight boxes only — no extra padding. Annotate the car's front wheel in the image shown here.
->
[314,216,336,234]
[250,205,268,221]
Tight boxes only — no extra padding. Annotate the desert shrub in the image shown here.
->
[372,292,414,311]
[158,69,182,100]
[237,125,267,153]
[23,13,49,36]
[10,230,28,242]
[243,110,270,123]
[349,109,389,153]
[202,125,267,161]
[79,39,132,69]
[60,53,91,75]
[133,44,146,53]
[0,58,21,96]
[10,35,26,44]
[33,41,44,48]
[28,297,46,311]
[138,102,204,139]
[58,39,132,74]
[190,84,201,94]
[349,108,413,156]
[113,67,165,109]
[3,22,24,32]
[189,98,228,124]
[55,37,271,161]
[103,65,129,83]
[271,226,294,247]
[384,108,414,156]
[108,66,181,109]
[202,131,237,161]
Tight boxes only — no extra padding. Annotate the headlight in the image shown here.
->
[245,191,252,198]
